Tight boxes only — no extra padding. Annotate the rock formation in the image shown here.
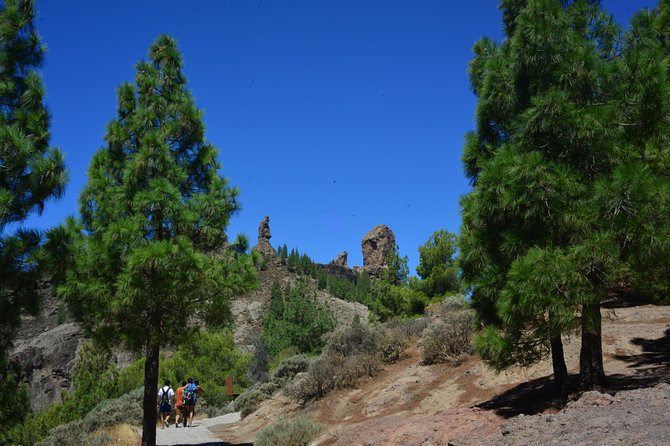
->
[362,224,395,277]
[252,216,275,256]
[329,251,348,267]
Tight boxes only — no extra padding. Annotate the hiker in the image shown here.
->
[183,377,197,427]
[174,380,186,428]
[190,379,205,420]
[157,379,174,428]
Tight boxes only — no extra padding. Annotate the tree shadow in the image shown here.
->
[606,327,670,391]
[475,374,576,418]
[476,328,670,418]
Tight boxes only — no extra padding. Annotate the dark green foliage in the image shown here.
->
[247,336,270,383]
[56,35,256,444]
[35,388,144,446]
[262,281,336,357]
[381,242,409,286]
[414,229,460,298]
[460,0,670,390]
[0,0,67,360]
[0,353,31,443]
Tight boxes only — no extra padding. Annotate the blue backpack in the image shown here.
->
[183,383,196,405]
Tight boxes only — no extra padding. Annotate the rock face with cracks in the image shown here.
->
[361,224,395,278]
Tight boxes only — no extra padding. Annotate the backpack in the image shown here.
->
[183,383,196,406]
[160,386,171,405]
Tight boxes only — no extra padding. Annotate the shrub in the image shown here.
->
[270,354,309,385]
[285,355,339,403]
[36,388,143,446]
[419,301,475,365]
[235,354,309,418]
[377,329,408,364]
[255,416,321,446]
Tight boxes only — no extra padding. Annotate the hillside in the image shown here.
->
[213,304,670,445]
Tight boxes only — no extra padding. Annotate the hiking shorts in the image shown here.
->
[176,405,185,416]
[159,403,171,414]
[185,404,195,414]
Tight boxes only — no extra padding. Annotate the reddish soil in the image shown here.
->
[213,305,670,445]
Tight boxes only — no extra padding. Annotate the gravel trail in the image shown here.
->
[156,412,241,445]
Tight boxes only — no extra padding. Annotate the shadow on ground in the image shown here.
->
[476,328,670,418]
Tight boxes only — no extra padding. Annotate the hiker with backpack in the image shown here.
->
[174,380,187,428]
[183,377,197,427]
[157,379,174,428]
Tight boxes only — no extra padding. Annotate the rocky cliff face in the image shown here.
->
[361,224,396,278]
[11,289,85,411]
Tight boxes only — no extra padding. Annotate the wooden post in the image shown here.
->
[226,375,234,398]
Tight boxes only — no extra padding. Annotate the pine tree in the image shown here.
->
[0,0,67,356]
[460,0,670,392]
[0,2,67,435]
[58,35,256,445]
[415,229,459,297]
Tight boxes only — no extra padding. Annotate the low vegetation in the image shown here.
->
[419,296,474,365]
[254,416,321,446]
[285,316,422,403]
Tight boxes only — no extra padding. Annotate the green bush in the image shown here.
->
[255,416,321,446]
[36,388,143,446]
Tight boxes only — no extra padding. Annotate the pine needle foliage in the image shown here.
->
[460,0,670,391]
[57,35,256,445]
[0,0,67,355]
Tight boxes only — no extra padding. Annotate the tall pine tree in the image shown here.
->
[59,35,256,445]
[0,0,67,355]
[460,0,670,393]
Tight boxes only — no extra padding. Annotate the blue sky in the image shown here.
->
[29,0,657,274]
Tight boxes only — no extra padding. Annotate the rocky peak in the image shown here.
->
[252,216,275,255]
[361,224,395,277]
[329,251,348,268]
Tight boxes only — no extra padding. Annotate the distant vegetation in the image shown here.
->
[5,330,249,445]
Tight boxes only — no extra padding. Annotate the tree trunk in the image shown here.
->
[141,337,160,446]
[579,302,605,389]
[550,335,568,397]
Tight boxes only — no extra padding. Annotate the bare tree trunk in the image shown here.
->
[579,302,605,389]
[141,337,160,446]
[550,335,568,397]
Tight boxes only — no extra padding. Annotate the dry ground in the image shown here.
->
[212,304,670,446]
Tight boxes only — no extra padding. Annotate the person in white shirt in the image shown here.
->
[157,379,174,428]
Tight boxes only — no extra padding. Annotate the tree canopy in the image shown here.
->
[460,0,670,392]
[58,35,256,445]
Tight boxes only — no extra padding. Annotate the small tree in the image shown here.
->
[415,229,460,297]
[58,35,255,445]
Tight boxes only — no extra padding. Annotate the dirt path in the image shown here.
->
[156,412,245,446]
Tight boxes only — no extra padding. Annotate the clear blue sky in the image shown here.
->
[28,0,656,275]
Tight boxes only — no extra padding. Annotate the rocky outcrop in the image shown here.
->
[252,216,275,256]
[329,251,348,267]
[11,322,84,410]
[229,254,368,352]
[362,224,395,277]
